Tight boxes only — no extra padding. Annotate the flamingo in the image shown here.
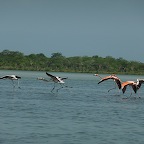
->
[0,75,21,88]
[94,74,122,92]
[38,72,69,92]
[121,79,144,97]
[121,81,137,95]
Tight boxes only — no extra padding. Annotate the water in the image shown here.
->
[0,70,144,144]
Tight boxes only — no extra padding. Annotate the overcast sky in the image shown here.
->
[0,0,144,62]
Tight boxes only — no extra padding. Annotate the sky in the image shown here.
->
[0,0,144,62]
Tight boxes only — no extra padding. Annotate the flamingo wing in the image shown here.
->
[0,75,12,79]
[61,77,68,80]
[98,75,112,84]
[132,85,137,93]
[122,81,137,94]
[15,76,21,79]
[46,72,56,79]
[115,79,121,89]
[122,85,127,93]
[137,79,144,89]
[121,81,130,93]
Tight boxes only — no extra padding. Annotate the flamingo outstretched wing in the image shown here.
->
[98,75,113,84]
[46,72,56,79]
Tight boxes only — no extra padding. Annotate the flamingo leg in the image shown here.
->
[130,91,132,97]
[108,86,116,92]
[17,80,21,89]
[56,83,72,92]
[63,84,73,89]
[127,86,133,98]
[11,80,15,88]
[108,81,116,92]
[136,89,141,98]
[56,84,63,92]
[51,83,56,92]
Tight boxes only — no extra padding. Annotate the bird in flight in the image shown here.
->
[94,74,122,92]
[121,81,137,95]
[121,79,144,97]
[0,75,21,88]
[37,72,69,92]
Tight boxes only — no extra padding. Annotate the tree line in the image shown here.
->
[0,50,144,74]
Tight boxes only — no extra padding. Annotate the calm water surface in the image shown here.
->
[0,70,144,144]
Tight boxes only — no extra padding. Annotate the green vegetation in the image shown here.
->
[0,50,144,74]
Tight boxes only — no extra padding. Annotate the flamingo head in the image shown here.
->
[93,74,98,76]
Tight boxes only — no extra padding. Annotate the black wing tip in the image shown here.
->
[122,87,126,93]
[46,72,50,75]
[46,72,55,78]
[98,80,102,84]
[46,72,52,74]
[122,90,125,94]
[98,82,101,84]
[16,76,21,79]
[62,77,68,80]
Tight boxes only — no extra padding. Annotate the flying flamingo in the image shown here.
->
[121,79,144,97]
[0,75,21,88]
[38,72,69,92]
[121,81,137,95]
[94,74,122,92]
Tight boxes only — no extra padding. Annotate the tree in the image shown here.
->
[0,50,144,74]
[51,52,64,58]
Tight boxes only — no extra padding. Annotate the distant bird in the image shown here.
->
[121,79,144,97]
[37,77,50,82]
[0,75,21,88]
[94,74,122,92]
[46,72,69,92]
[37,72,69,92]
[46,72,67,83]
